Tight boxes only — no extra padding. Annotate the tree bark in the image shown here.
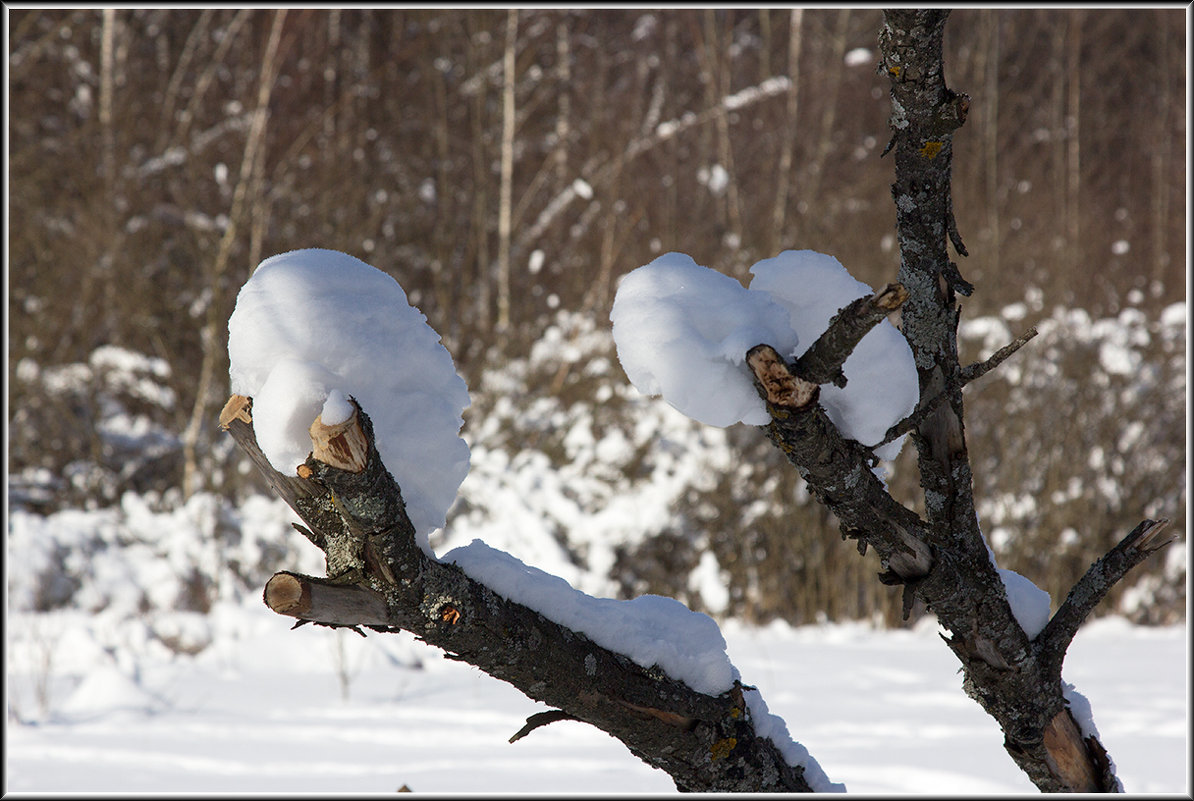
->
[220,395,816,792]
[769,8,802,255]
[736,9,1172,791]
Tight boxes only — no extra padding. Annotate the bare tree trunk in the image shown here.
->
[801,9,850,211]
[768,8,802,255]
[324,10,341,142]
[1150,9,1171,287]
[700,10,743,249]
[182,9,288,499]
[1065,11,1083,274]
[554,16,571,188]
[982,9,1000,276]
[468,12,492,336]
[496,8,517,340]
[97,9,120,338]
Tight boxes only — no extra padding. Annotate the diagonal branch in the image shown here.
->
[1036,518,1174,678]
[794,282,909,387]
[221,394,815,792]
[746,344,933,584]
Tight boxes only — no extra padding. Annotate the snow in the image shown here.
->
[7,612,1185,793]
[610,250,917,461]
[319,387,354,426]
[610,251,796,427]
[443,539,735,696]
[227,248,470,545]
[997,568,1052,639]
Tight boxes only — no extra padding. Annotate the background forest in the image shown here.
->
[7,9,1187,629]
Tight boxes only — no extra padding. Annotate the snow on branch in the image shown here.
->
[222,248,836,793]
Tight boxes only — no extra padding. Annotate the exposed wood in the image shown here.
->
[309,404,369,473]
[747,345,817,409]
[264,571,392,626]
[1042,708,1101,792]
[218,394,253,429]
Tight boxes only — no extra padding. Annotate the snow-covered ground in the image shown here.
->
[6,251,1185,793]
[6,609,1186,794]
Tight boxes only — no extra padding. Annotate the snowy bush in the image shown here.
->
[958,300,1187,623]
[9,346,181,511]
[7,490,319,627]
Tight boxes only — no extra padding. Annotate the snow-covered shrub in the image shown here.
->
[959,300,1186,623]
[442,309,907,624]
[7,490,319,629]
[9,346,181,512]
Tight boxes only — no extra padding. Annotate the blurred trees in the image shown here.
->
[8,9,1185,624]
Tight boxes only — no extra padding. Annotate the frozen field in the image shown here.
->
[6,611,1187,794]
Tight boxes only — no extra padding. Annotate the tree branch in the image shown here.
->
[875,325,1039,449]
[959,325,1038,385]
[794,282,909,388]
[746,344,933,583]
[263,571,392,627]
[221,394,815,792]
[1036,518,1173,677]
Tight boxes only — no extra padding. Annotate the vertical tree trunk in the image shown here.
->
[768,8,803,255]
[182,9,288,499]
[1065,11,1083,274]
[879,11,1155,791]
[700,10,743,249]
[801,8,850,211]
[554,16,571,189]
[496,8,517,340]
[982,9,1000,276]
[1150,9,1171,287]
[758,9,771,81]
[468,12,492,335]
[96,9,120,341]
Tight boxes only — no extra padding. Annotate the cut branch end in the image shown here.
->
[1130,518,1174,555]
[219,394,252,430]
[747,344,818,409]
[309,400,369,472]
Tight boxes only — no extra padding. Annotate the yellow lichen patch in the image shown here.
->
[729,707,741,719]
[710,737,738,761]
[920,140,945,159]
[888,65,902,77]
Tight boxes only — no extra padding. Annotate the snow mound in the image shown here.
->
[610,252,796,427]
[227,248,470,546]
[750,250,919,461]
[611,250,918,460]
